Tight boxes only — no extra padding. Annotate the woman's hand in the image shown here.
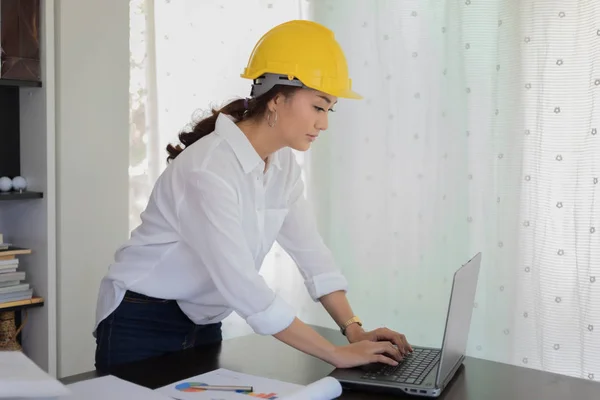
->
[272,318,404,369]
[331,340,403,368]
[345,325,413,356]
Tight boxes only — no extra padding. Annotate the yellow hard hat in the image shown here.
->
[241,20,362,100]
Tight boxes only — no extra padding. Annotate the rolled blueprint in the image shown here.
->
[279,377,342,400]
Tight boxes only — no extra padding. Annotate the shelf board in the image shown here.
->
[0,78,42,88]
[0,297,44,312]
[0,191,44,200]
[0,246,32,256]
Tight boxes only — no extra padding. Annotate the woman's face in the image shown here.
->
[270,88,338,152]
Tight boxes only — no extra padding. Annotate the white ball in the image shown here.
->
[0,177,12,192]
[12,176,27,191]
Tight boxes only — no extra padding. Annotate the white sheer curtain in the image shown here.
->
[515,1,599,378]
[129,0,599,380]
[309,0,599,380]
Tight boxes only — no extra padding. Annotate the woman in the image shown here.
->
[94,20,412,371]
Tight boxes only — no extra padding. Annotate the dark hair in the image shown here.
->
[166,85,300,162]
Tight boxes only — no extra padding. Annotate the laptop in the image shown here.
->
[329,252,482,397]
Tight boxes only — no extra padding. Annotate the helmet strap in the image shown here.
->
[250,73,305,98]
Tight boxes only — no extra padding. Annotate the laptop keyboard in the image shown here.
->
[360,348,441,385]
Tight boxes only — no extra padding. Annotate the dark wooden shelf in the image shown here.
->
[0,191,44,200]
[0,78,42,88]
[0,297,44,312]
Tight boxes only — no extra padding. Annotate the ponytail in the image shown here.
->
[166,98,245,161]
[166,85,300,162]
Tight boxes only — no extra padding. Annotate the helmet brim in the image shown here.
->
[330,88,363,100]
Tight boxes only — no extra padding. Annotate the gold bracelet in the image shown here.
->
[340,316,362,336]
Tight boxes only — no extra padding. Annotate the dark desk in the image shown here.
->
[63,326,598,399]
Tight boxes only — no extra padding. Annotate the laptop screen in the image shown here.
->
[435,253,481,386]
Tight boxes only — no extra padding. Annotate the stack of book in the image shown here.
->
[0,234,33,305]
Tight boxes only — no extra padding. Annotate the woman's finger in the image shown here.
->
[393,333,410,354]
[374,341,402,361]
[372,354,398,366]
[382,329,412,354]
[388,342,403,361]
[390,334,406,355]
[378,328,406,355]
[399,333,413,352]
[374,341,394,352]
[395,333,412,353]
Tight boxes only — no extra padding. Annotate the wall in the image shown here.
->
[55,0,130,377]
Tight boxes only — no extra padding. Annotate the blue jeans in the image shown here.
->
[94,290,222,371]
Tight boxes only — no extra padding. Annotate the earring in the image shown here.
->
[267,110,278,127]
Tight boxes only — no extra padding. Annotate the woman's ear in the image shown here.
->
[269,92,285,110]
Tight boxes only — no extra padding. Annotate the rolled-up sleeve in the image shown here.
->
[177,170,295,335]
[276,170,349,302]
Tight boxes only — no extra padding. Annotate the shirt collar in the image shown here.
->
[215,113,282,174]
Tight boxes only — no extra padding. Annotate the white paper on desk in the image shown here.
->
[57,375,172,400]
[156,368,341,400]
[279,377,342,400]
[0,350,70,398]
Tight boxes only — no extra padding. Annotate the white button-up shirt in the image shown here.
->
[95,113,348,335]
